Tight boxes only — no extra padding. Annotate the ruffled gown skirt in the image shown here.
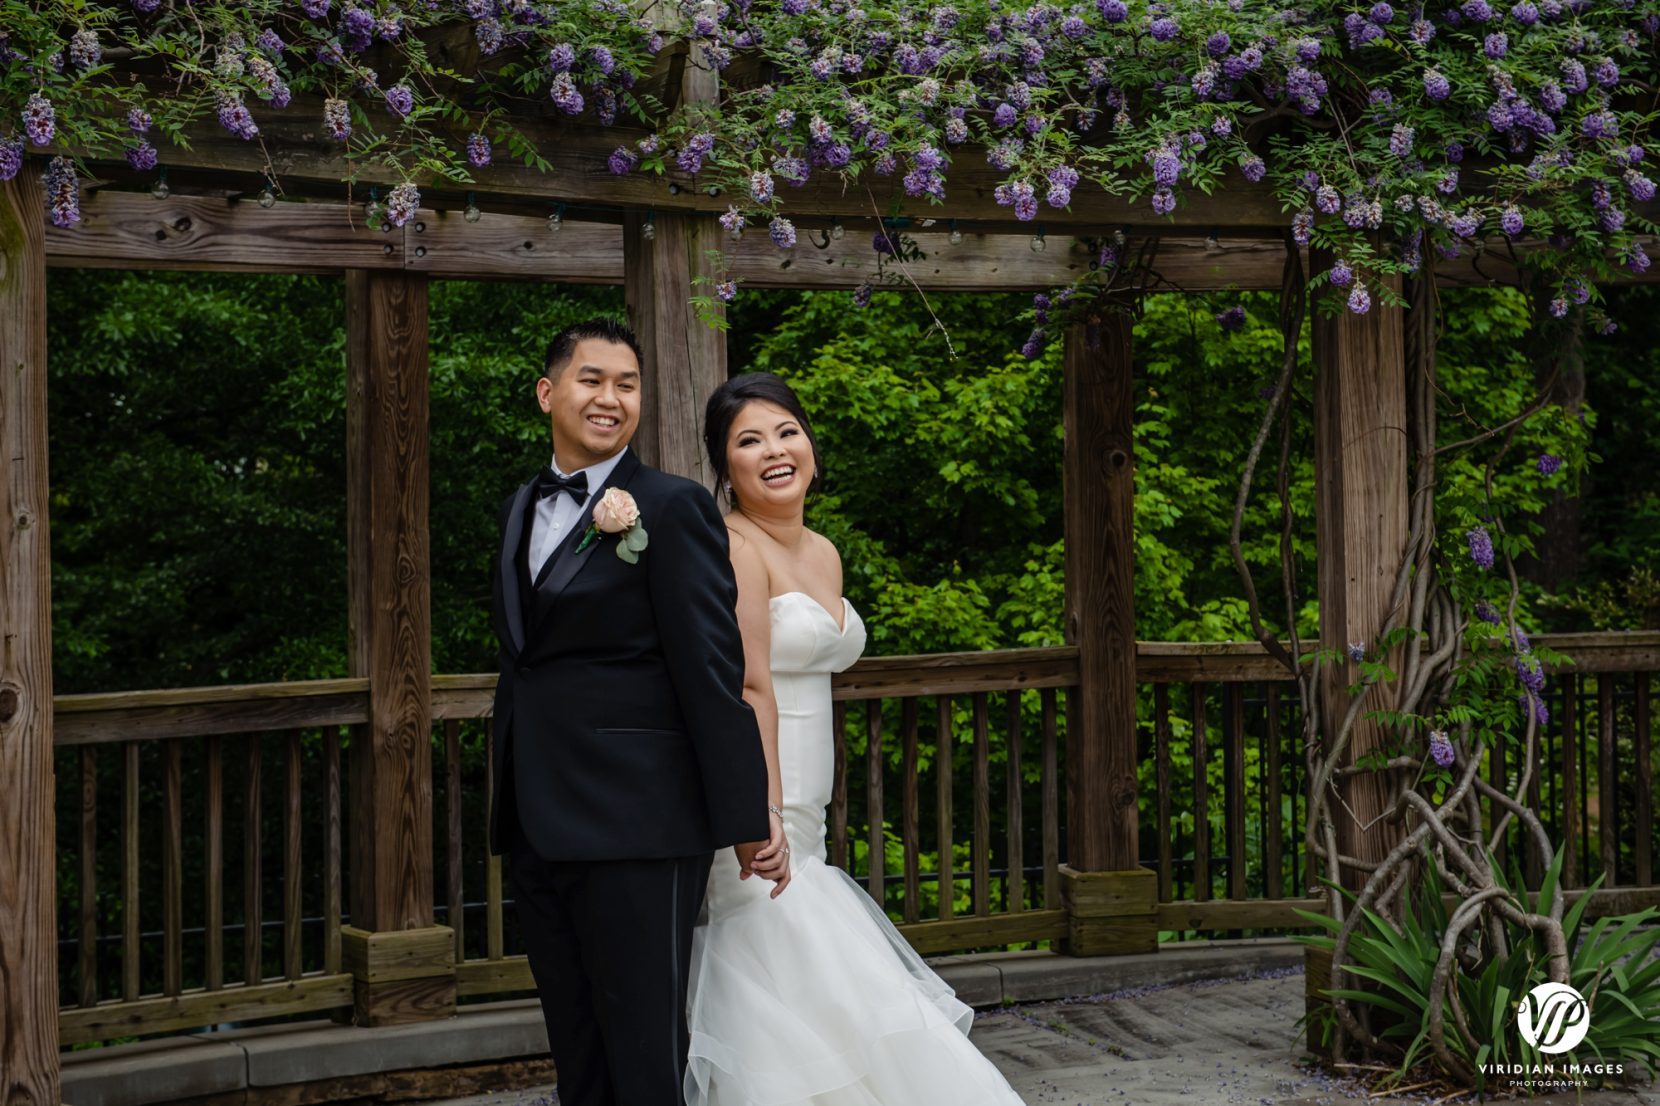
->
[684,639,1024,1106]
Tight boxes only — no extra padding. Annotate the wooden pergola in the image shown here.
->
[4,89,1659,1101]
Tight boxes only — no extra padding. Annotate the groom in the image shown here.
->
[489,318,771,1105]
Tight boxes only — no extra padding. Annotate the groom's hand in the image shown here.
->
[734,838,766,879]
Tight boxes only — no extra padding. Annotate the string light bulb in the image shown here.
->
[365,187,383,228]
[548,203,566,232]
[948,220,963,246]
[642,212,656,241]
[151,166,170,200]
[257,180,277,209]
[830,217,845,241]
[463,192,481,223]
[1030,226,1047,252]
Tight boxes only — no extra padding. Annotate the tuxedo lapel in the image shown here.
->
[498,480,534,654]
[538,450,642,605]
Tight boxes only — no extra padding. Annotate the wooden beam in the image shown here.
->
[1312,253,1410,890]
[0,166,60,1104]
[623,210,726,484]
[1063,301,1140,874]
[344,271,437,939]
[74,99,1289,229]
[48,192,1660,290]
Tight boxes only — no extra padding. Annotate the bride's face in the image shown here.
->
[726,399,816,513]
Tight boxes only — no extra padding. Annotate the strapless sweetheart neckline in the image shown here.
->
[769,590,850,636]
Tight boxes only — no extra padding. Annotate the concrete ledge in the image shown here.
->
[58,941,1302,1106]
[61,1035,248,1106]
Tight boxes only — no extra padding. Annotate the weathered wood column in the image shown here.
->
[1311,265,1409,883]
[1306,264,1410,1050]
[622,212,727,485]
[343,270,452,1025]
[1058,300,1154,955]
[1,170,60,1104]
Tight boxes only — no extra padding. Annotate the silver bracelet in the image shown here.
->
[767,804,784,819]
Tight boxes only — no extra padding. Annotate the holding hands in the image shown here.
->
[736,805,792,898]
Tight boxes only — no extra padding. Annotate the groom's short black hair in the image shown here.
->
[544,318,644,381]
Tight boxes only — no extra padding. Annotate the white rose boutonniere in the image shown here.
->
[577,487,649,563]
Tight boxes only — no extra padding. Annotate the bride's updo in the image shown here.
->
[703,372,825,506]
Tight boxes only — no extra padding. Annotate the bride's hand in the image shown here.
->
[748,808,792,898]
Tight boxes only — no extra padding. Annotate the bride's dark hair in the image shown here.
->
[704,373,825,506]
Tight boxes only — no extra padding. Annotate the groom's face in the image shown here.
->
[537,338,642,470]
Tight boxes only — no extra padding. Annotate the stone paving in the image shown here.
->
[435,969,1659,1106]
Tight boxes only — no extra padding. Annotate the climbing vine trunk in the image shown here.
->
[0,170,61,1103]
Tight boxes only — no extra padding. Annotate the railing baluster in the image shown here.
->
[484,722,503,961]
[1226,685,1246,901]
[284,730,303,981]
[832,700,848,872]
[1155,683,1172,903]
[866,700,885,906]
[1490,716,1507,870]
[206,735,224,991]
[1598,675,1617,886]
[936,696,954,922]
[1192,683,1210,903]
[122,742,140,1001]
[325,727,342,975]
[1041,688,1059,911]
[901,699,920,925]
[1637,674,1653,887]
[164,738,183,997]
[1560,675,1580,888]
[972,693,991,917]
[245,734,263,985]
[446,719,464,963]
[1005,692,1024,915]
[79,746,98,1008]
[1264,685,1283,901]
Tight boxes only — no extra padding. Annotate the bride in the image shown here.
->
[684,372,1025,1106]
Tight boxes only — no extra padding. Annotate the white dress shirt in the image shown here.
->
[528,447,628,580]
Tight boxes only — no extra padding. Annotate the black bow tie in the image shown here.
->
[533,466,589,505]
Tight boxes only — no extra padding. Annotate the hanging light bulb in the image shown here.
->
[642,213,656,241]
[1204,230,1221,252]
[151,167,170,200]
[830,217,845,241]
[257,180,277,209]
[548,204,565,232]
[365,187,383,228]
[463,192,481,223]
[948,220,963,246]
[1030,227,1047,252]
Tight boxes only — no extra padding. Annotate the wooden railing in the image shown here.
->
[50,632,1660,1042]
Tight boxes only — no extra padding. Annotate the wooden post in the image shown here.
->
[1059,301,1151,955]
[343,270,452,1025]
[1307,261,1409,1052]
[1311,264,1409,885]
[0,170,61,1102]
[622,211,727,485]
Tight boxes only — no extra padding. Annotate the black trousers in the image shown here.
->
[510,843,714,1106]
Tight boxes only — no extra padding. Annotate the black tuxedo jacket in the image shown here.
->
[488,449,769,861]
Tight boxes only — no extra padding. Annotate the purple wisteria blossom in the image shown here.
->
[719,207,744,237]
[384,181,420,227]
[1347,285,1372,314]
[0,136,21,181]
[43,156,79,228]
[217,96,258,140]
[69,29,101,69]
[715,281,737,303]
[1466,525,1495,569]
[385,85,414,117]
[1501,205,1525,235]
[749,171,775,203]
[1020,328,1046,358]
[1215,305,1246,332]
[1347,641,1366,662]
[548,42,576,71]
[1428,730,1455,767]
[23,94,54,146]
[768,215,796,249]
[1475,600,1501,624]
[852,282,873,307]
[1537,453,1562,475]
[323,98,351,141]
[550,72,585,114]
[467,133,491,168]
[126,141,158,170]
[607,146,637,174]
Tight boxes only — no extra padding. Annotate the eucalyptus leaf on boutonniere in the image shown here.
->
[577,487,649,564]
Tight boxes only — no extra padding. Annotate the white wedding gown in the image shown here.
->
[684,591,1025,1106]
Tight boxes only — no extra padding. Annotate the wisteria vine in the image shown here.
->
[1,0,1656,315]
